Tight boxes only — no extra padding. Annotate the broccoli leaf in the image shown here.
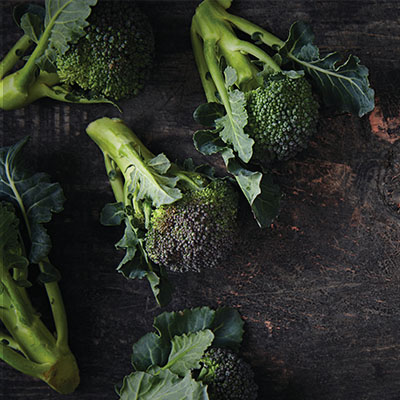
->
[0,137,65,263]
[118,370,208,400]
[193,103,226,127]
[0,202,28,270]
[13,4,45,43]
[280,21,375,117]
[210,308,244,351]
[128,155,182,208]
[193,129,226,156]
[132,332,170,372]
[215,67,254,163]
[110,219,173,307]
[154,307,216,341]
[100,202,125,226]
[36,0,98,71]
[153,307,243,350]
[165,330,214,376]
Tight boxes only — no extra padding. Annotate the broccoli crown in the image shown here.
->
[199,347,258,400]
[245,74,319,161]
[56,1,154,101]
[145,180,238,273]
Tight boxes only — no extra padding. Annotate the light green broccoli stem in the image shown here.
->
[86,117,156,187]
[0,261,79,394]
[0,35,33,80]
[104,154,125,204]
[191,0,281,112]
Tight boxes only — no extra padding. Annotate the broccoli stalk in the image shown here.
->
[86,117,239,306]
[0,139,79,394]
[190,0,374,227]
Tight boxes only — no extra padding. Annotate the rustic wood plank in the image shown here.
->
[1,0,399,399]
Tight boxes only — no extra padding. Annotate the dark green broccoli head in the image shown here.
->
[56,1,154,100]
[245,74,319,161]
[145,180,238,273]
[199,347,258,400]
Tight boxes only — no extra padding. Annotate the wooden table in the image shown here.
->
[1,1,399,399]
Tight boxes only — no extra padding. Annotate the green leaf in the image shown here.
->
[119,370,208,400]
[280,21,375,116]
[251,173,282,228]
[37,261,61,283]
[154,307,216,342]
[221,148,262,205]
[100,202,125,226]
[113,219,173,307]
[146,266,174,308]
[20,13,45,43]
[210,308,244,350]
[13,4,45,29]
[147,154,173,175]
[0,138,65,263]
[36,0,98,70]
[127,158,182,209]
[224,65,238,87]
[221,149,280,228]
[165,330,214,376]
[193,103,226,127]
[215,68,254,162]
[193,129,227,156]
[132,332,170,371]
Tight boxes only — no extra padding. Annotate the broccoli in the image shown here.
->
[0,138,79,394]
[86,117,239,305]
[245,73,319,161]
[190,0,374,224]
[197,347,258,400]
[56,1,154,101]
[118,307,256,400]
[0,0,154,110]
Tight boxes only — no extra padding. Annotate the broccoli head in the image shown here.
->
[198,347,258,400]
[56,1,154,101]
[246,73,319,161]
[145,179,238,273]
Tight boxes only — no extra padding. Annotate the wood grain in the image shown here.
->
[1,0,399,399]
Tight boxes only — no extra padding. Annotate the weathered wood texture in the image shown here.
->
[1,0,400,399]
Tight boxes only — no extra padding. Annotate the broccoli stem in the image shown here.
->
[86,118,157,183]
[104,154,125,204]
[191,0,282,105]
[191,23,218,103]
[0,267,79,394]
[0,35,32,80]
[0,343,50,378]
[39,259,69,348]
[223,11,285,49]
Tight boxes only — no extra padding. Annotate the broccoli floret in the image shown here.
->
[246,74,319,161]
[0,0,154,110]
[198,347,258,400]
[56,1,154,101]
[86,117,239,305]
[145,180,238,273]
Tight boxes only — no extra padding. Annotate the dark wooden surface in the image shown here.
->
[1,1,400,399]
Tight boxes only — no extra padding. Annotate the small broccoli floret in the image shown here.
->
[246,74,319,161]
[145,180,238,273]
[198,347,258,400]
[56,1,154,100]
